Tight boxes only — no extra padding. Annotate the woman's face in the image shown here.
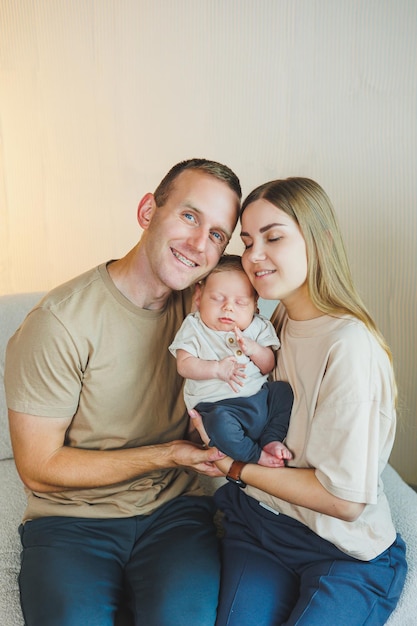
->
[240,199,312,318]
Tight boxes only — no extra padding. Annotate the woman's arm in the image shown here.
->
[237,463,365,522]
[190,409,365,522]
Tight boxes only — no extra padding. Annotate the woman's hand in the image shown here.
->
[188,409,233,476]
[188,409,211,446]
[170,439,226,477]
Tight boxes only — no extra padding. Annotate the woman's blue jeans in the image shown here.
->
[215,483,407,626]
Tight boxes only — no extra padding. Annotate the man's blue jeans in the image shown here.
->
[18,495,220,626]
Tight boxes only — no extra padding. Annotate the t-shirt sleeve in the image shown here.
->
[5,307,83,418]
[253,316,280,350]
[168,315,200,358]
[306,329,395,505]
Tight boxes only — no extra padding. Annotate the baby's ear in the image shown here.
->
[191,282,203,312]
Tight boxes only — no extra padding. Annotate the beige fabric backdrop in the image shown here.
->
[1,0,416,483]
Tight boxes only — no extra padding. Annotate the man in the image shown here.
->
[5,158,241,626]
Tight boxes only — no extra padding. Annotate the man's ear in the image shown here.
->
[137,193,156,230]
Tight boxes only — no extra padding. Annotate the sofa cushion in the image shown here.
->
[0,292,44,461]
[383,464,417,625]
[0,459,26,626]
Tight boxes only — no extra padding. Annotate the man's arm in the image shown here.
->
[8,409,225,493]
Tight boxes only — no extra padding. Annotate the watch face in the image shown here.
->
[226,475,246,488]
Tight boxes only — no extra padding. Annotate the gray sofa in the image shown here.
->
[1,292,417,625]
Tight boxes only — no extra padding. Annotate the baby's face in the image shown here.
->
[197,270,257,332]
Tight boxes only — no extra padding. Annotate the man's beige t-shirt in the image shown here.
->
[5,263,199,522]
[245,306,398,561]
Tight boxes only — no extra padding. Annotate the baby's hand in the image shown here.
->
[217,356,246,392]
[234,326,257,357]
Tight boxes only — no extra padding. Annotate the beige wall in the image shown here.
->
[1,0,416,483]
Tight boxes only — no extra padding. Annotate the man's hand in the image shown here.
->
[170,440,226,477]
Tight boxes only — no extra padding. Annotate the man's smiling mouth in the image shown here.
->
[171,248,198,267]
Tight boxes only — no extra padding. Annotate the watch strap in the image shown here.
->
[226,460,247,487]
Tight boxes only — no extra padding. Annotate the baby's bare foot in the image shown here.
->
[258,450,286,467]
[263,441,293,461]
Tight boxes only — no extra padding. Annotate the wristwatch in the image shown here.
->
[226,460,247,488]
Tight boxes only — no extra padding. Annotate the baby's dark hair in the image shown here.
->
[200,254,257,298]
[209,254,244,276]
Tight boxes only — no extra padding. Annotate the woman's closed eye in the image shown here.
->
[242,234,283,249]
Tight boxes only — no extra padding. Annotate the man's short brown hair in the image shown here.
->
[154,158,241,208]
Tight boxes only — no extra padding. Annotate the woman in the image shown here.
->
[190,177,407,625]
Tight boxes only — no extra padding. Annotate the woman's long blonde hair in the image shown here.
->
[241,177,396,384]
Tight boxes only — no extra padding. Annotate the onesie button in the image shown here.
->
[236,350,243,356]
[228,337,235,344]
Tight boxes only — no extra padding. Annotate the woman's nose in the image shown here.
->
[246,242,266,263]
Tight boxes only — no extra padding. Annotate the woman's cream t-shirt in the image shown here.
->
[245,306,397,560]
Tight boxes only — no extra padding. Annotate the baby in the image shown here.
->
[169,254,293,467]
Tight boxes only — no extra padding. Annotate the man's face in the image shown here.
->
[143,170,240,292]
